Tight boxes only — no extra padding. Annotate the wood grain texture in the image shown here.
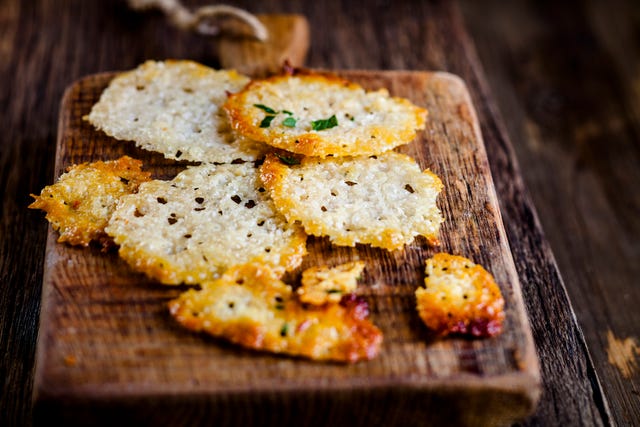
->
[32,70,539,426]
[0,0,619,426]
[460,0,640,424]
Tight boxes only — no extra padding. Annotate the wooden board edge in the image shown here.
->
[31,79,80,403]
[34,372,540,427]
[433,69,542,384]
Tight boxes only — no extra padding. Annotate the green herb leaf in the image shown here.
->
[260,115,276,128]
[282,110,293,115]
[276,153,301,165]
[254,104,277,114]
[282,117,297,127]
[311,114,338,131]
[280,323,289,337]
[326,289,342,294]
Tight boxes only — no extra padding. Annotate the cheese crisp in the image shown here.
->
[106,163,307,285]
[169,263,382,362]
[86,60,267,163]
[415,253,505,337]
[29,156,151,248]
[260,152,443,251]
[223,71,427,157]
[298,261,365,305]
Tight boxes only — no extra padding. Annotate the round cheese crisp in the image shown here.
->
[260,152,443,251]
[106,163,307,285]
[224,72,427,157]
[86,60,267,163]
[169,263,382,362]
[29,156,151,248]
[415,253,505,337]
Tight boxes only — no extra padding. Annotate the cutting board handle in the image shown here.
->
[128,1,310,78]
[217,14,310,78]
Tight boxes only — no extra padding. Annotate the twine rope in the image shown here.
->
[128,0,268,41]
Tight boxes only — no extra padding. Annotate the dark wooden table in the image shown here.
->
[1,0,637,425]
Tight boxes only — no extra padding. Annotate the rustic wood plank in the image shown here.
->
[460,0,639,424]
[0,0,617,425]
[32,69,539,426]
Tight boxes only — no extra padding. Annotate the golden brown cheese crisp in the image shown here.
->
[223,71,427,157]
[86,60,267,163]
[169,263,382,362]
[415,253,505,337]
[106,162,307,285]
[298,261,365,305]
[260,152,443,251]
[29,156,151,248]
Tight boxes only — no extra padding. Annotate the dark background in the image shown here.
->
[1,0,638,425]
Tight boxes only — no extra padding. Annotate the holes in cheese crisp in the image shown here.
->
[247,233,253,238]
[168,217,178,225]
[231,195,242,204]
[244,200,256,209]
[136,85,145,91]
[157,197,167,204]
[404,184,415,193]
[330,190,338,197]
[182,87,193,93]
[195,197,204,204]
[345,181,357,186]
[258,187,266,193]
[321,206,327,212]
[236,279,244,285]
[257,220,265,226]
[184,234,192,239]
[194,207,205,211]
[175,150,183,158]
[265,247,271,253]
[134,209,144,217]
[228,302,235,309]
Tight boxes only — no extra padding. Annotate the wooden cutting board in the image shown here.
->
[32,70,540,427]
